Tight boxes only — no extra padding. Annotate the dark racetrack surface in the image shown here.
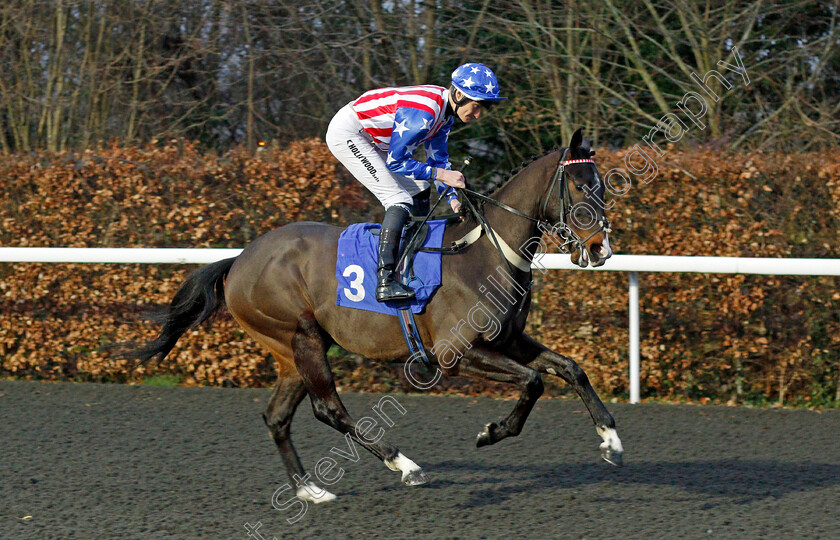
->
[2,381,839,539]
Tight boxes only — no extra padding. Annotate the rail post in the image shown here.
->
[629,271,640,404]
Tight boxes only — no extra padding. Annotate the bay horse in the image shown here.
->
[133,128,623,502]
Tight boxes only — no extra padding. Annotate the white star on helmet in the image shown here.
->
[461,76,475,88]
[470,66,480,73]
[485,82,495,93]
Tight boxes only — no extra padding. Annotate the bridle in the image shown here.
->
[539,147,611,254]
[403,148,612,283]
[461,148,611,262]
[399,149,611,322]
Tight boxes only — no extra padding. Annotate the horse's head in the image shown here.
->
[541,128,612,268]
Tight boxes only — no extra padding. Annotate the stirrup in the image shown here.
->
[375,275,416,302]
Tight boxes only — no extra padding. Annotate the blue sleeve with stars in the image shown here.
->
[424,117,458,201]
[385,105,438,181]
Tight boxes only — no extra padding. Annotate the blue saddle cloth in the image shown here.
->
[336,220,447,316]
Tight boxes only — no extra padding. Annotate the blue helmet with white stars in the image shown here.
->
[451,63,507,102]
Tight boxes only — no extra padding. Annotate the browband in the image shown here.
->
[562,159,596,166]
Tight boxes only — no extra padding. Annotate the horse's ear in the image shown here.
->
[570,128,583,155]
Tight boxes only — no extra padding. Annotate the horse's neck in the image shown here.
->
[480,152,560,258]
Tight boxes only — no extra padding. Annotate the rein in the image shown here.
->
[409,151,612,276]
[457,150,611,264]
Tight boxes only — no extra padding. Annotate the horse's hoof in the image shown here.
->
[601,447,624,467]
[402,469,430,486]
[296,483,338,503]
[597,426,624,467]
[476,422,497,448]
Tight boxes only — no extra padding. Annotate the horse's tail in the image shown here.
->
[132,257,237,363]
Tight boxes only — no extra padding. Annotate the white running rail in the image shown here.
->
[4,248,840,403]
[0,247,243,264]
[538,254,840,403]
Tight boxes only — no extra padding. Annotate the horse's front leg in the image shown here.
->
[502,333,624,467]
[455,346,544,447]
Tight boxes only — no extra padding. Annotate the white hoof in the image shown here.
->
[596,426,624,467]
[296,483,337,504]
[384,452,429,485]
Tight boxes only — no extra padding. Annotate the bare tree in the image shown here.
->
[0,0,837,156]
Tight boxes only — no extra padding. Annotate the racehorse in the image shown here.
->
[132,128,624,502]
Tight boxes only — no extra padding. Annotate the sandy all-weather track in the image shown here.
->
[1,380,838,539]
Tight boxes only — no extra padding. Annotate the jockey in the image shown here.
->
[326,62,507,302]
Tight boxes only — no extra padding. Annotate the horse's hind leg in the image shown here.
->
[293,313,429,486]
[263,373,337,503]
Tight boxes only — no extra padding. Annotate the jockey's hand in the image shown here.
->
[436,168,466,189]
[449,198,462,215]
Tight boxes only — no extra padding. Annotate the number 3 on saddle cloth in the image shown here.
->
[336,219,446,369]
[336,219,447,316]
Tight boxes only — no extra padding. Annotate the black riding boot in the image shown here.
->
[376,205,416,302]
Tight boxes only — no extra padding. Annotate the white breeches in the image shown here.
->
[326,103,428,209]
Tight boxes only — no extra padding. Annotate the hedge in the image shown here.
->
[1,140,838,406]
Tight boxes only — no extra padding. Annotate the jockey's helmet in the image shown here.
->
[450,63,508,102]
